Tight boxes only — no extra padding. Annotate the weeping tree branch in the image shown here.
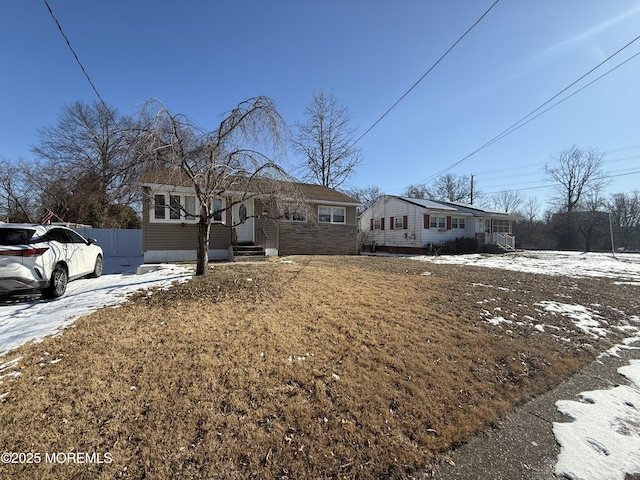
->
[138,96,302,275]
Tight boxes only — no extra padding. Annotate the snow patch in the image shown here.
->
[0,257,193,357]
[536,301,609,338]
[554,359,640,480]
[411,250,640,281]
[487,316,513,326]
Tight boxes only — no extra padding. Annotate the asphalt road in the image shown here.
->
[432,343,640,480]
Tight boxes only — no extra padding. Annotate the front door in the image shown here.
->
[233,199,254,243]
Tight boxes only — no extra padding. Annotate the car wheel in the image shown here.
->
[89,254,103,278]
[42,264,68,299]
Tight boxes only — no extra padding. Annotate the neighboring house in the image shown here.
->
[359,195,521,254]
[139,170,360,262]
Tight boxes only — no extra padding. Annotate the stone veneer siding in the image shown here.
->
[278,223,357,255]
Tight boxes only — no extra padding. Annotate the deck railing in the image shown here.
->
[485,232,515,251]
[496,233,515,250]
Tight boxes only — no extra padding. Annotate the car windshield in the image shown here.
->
[0,228,36,246]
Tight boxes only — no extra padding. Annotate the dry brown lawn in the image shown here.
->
[1,255,637,479]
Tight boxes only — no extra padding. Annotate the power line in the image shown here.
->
[482,169,640,196]
[385,143,640,195]
[475,154,640,185]
[480,161,640,193]
[608,169,640,179]
[353,0,500,146]
[603,144,640,154]
[42,0,109,110]
[478,49,640,152]
[412,35,640,186]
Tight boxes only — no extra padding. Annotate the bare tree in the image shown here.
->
[576,192,609,252]
[608,191,640,250]
[544,146,608,213]
[512,196,554,249]
[31,101,143,227]
[345,185,384,213]
[491,189,524,213]
[521,196,541,223]
[291,90,362,189]
[0,158,36,222]
[402,183,430,199]
[436,173,469,203]
[404,174,479,204]
[140,96,300,276]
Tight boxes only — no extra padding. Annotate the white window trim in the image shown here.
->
[150,192,226,224]
[394,217,403,229]
[431,216,446,229]
[318,206,346,224]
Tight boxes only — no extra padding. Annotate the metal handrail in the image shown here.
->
[256,228,267,249]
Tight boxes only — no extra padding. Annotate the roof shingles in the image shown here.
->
[139,167,359,205]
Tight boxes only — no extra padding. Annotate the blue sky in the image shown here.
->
[2,1,639,211]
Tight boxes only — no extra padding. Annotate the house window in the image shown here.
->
[184,196,196,220]
[374,219,381,230]
[212,198,224,223]
[492,219,511,233]
[154,195,166,220]
[169,195,181,220]
[332,207,345,223]
[430,216,447,229]
[151,192,221,223]
[450,217,465,229]
[319,206,346,224]
[319,207,331,222]
[284,204,306,222]
[394,217,403,229]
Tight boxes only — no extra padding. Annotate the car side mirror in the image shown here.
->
[87,238,98,245]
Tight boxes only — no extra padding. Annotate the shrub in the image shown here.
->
[439,237,478,255]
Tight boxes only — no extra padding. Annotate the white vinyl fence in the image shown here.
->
[74,228,142,257]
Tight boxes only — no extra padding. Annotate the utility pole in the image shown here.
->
[470,174,474,205]
[609,212,615,258]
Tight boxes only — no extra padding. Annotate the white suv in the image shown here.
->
[0,224,104,298]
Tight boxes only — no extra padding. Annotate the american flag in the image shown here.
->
[40,209,55,225]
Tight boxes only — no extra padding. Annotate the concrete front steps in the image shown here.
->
[232,243,267,262]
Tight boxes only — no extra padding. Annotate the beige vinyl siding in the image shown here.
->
[144,223,231,251]
[142,187,359,256]
[346,206,357,225]
[142,187,231,252]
